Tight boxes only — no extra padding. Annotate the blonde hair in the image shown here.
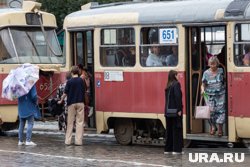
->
[208,56,220,66]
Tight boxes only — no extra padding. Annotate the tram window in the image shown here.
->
[100,28,135,67]
[0,28,63,64]
[198,27,226,69]
[140,27,178,67]
[234,24,250,67]
[0,29,15,63]
[76,32,85,65]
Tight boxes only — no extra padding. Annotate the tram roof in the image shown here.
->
[64,0,250,28]
[0,8,57,28]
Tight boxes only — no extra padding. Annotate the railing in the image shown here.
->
[37,86,58,121]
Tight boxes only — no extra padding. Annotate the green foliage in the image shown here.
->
[37,0,170,30]
[37,0,135,30]
[37,0,90,30]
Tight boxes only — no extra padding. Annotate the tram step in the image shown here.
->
[186,133,228,142]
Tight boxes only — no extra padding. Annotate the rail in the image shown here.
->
[38,86,58,121]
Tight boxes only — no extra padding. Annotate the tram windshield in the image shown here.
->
[0,27,63,64]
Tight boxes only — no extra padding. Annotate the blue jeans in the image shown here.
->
[18,115,34,142]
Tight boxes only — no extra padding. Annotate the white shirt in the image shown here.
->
[146,53,163,66]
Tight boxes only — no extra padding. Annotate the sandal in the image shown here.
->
[218,125,223,137]
[210,126,217,135]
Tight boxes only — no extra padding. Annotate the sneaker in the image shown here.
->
[18,141,24,146]
[172,152,184,155]
[164,152,172,155]
[25,141,37,146]
[88,107,93,117]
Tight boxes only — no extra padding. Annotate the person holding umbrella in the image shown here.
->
[18,85,38,146]
[1,63,40,146]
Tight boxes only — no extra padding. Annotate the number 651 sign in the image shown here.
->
[159,28,177,44]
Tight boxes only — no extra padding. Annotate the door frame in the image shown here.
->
[69,29,96,128]
[185,25,229,141]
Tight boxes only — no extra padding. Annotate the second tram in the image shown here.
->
[63,0,250,147]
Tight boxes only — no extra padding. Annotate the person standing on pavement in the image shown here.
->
[58,66,85,145]
[56,71,72,131]
[164,70,183,154]
[18,85,38,146]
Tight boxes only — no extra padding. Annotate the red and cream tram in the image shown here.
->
[0,1,64,131]
[63,0,250,148]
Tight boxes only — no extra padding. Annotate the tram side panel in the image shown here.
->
[0,73,18,127]
[229,72,250,139]
[95,71,186,133]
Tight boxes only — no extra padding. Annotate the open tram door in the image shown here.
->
[185,25,229,142]
[70,29,95,129]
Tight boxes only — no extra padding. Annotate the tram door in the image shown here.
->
[186,26,227,136]
[70,30,95,128]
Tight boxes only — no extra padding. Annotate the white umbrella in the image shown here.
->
[1,63,39,101]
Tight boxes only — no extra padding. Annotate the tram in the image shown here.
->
[0,1,64,131]
[63,0,250,147]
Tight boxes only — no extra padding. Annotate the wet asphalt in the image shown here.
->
[0,122,249,167]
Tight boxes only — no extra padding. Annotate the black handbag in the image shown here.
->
[166,85,178,117]
[166,108,178,117]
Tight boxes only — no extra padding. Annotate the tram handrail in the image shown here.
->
[37,87,58,102]
[37,86,58,120]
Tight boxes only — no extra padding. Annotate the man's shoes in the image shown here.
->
[25,141,37,146]
[18,141,24,146]
[88,107,93,117]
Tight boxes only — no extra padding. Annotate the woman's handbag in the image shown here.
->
[195,96,210,119]
[166,108,178,117]
[166,85,178,117]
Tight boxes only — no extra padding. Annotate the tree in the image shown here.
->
[37,0,86,30]
[37,0,171,30]
[37,0,131,30]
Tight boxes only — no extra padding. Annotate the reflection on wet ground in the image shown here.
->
[0,131,249,167]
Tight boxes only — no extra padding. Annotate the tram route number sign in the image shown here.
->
[159,28,177,44]
[104,71,123,82]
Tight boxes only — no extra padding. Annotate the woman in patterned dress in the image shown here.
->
[201,56,225,137]
[57,72,71,131]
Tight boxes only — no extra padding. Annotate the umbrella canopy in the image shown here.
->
[1,63,39,101]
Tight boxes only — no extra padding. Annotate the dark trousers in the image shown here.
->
[165,116,183,152]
